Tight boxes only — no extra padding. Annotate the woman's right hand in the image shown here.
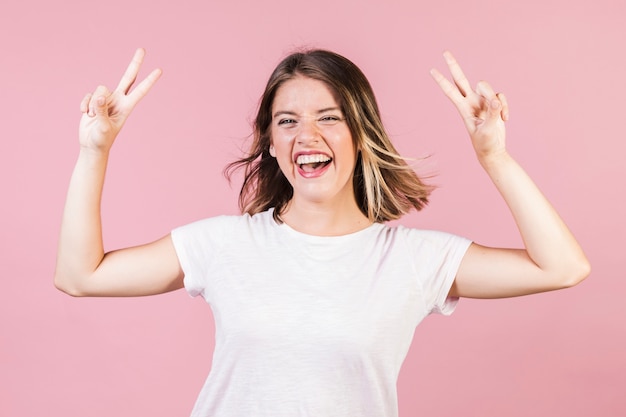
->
[79,48,161,153]
[56,48,183,297]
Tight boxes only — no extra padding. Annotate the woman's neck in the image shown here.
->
[279,198,372,237]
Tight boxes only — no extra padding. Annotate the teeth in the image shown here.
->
[296,154,331,165]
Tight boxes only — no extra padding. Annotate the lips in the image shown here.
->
[294,152,333,178]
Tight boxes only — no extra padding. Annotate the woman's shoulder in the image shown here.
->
[173,209,275,235]
[381,223,471,250]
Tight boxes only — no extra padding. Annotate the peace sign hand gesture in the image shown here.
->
[430,51,510,163]
[79,48,162,153]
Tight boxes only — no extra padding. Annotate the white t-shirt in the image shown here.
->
[171,209,471,417]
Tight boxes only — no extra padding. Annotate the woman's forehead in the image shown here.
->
[272,76,341,114]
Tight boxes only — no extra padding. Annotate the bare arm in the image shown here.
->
[54,49,183,297]
[431,52,590,299]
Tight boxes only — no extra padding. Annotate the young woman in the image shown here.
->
[55,48,590,416]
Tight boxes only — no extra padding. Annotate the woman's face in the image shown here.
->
[270,76,358,208]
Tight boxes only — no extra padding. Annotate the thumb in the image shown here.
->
[92,95,115,137]
[484,97,503,125]
[94,95,109,118]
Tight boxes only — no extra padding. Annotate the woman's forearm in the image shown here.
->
[479,150,590,285]
[54,149,109,295]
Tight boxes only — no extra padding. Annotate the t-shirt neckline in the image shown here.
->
[267,208,384,242]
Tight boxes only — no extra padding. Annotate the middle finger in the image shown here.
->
[444,51,472,97]
[115,48,145,94]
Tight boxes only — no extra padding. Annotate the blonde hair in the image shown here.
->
[225,49,433,222]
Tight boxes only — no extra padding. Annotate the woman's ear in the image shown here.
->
[269,145,276,157]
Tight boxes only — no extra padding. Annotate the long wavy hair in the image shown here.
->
[225,49,433,223]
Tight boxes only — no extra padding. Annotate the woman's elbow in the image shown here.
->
[559,256,591,289]
[53,272,88,297]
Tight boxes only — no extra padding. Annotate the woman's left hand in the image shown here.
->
[430,51,509,162]
[430,51,590,299]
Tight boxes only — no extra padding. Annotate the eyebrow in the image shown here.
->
[272,107,342,118]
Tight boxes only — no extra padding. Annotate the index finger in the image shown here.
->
[430,67,464,105]
[125,67,162,108]
[115,48,146,94]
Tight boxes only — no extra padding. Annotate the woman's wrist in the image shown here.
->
[477,148,512,172]
[78,145,111,163]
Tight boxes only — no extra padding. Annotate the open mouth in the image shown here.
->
[296,154,332,173]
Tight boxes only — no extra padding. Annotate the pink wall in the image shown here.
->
[1,0,624,415]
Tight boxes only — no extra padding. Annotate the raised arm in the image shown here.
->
[54,49,183,297]
[430,51,590,299]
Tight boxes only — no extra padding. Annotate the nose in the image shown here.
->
[296,118,320,145]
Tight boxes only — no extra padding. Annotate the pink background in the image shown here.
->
[1,0,624,415]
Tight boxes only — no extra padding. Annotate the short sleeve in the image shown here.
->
[171,216,229,299]
[400,227,472,316]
